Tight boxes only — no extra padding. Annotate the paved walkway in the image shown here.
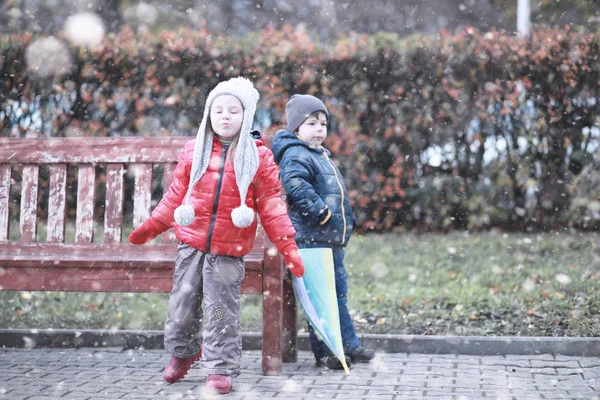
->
[1,348,598,399]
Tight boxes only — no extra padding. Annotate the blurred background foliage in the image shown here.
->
[2,25,599,233]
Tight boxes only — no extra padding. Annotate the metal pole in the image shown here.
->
[517,0,531,37]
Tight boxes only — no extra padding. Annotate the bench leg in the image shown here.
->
[261,252,283,376]
[282,274,298,363]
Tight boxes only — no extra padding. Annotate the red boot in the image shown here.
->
[206,374,233,394]
[163,347,202,383]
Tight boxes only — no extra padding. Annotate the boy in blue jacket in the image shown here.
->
[272,94,375,370]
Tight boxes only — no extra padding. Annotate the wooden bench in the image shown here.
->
[0,137,297,376]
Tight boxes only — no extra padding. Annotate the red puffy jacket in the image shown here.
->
[152,135,295,257]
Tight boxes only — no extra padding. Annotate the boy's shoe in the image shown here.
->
[315,355,351,370]
[345,346,375,363]
[163,347,202,383]
[206,374,233,394]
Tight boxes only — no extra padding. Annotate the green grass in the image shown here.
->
[345,231,600,336]
[1,231,599,336]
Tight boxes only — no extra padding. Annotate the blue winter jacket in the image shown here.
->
[272,129,355,247]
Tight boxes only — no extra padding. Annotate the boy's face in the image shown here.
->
[210,95,244,140]
[296,112,328,148]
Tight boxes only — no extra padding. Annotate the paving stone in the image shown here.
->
[427,369,456,377]
[579,359,600,368]
[530,360,580,368]
[536,390,577,399]
[584,367,600,380]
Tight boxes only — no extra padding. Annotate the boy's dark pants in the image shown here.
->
[298,243,361,361]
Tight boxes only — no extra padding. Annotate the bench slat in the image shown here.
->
[161,163,177,243]
[47,165,67,243]
[20,165,39,242]
[0,137,188,164]
[104,164,124,244]
[0,265,264,293]
[132,164,152,229]
[0,243,263,293]
[75,165,95,243]
[2,267,174,292]
[0,165,10,242]
[0,243,265,267]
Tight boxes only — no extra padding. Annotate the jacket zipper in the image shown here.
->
[206,146,228,253]
[323,152,346,245]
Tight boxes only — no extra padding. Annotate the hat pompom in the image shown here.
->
[174,204,195,227]
[231,204,255,228]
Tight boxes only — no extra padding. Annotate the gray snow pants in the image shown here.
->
[164,243,245,376]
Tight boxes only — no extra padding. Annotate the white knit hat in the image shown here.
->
[174,77,260,228]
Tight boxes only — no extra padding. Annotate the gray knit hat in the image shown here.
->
[174,77,260,228]
[285,94,329,133]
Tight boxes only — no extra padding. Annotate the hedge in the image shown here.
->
[1,26,599,233]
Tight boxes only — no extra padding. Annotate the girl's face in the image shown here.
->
[296,112,328,148]
[210,95,244,140]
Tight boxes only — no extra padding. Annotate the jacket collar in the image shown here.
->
[272,129,330,163]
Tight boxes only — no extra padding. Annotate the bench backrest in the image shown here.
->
[1,137,188,244]
[0,137,269,292]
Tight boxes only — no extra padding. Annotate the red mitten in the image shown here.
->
[128,218,169,245]
[275,238,305,278]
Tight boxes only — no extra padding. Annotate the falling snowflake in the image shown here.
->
[370,261,388,279]
[555,274,572,285]
[522,278,536,292]
[25,37,73,78]
[64,13,105,47]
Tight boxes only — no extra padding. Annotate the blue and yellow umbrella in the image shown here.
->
[292,247,350,374]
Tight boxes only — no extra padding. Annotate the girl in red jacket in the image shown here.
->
[128,77,304,394]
